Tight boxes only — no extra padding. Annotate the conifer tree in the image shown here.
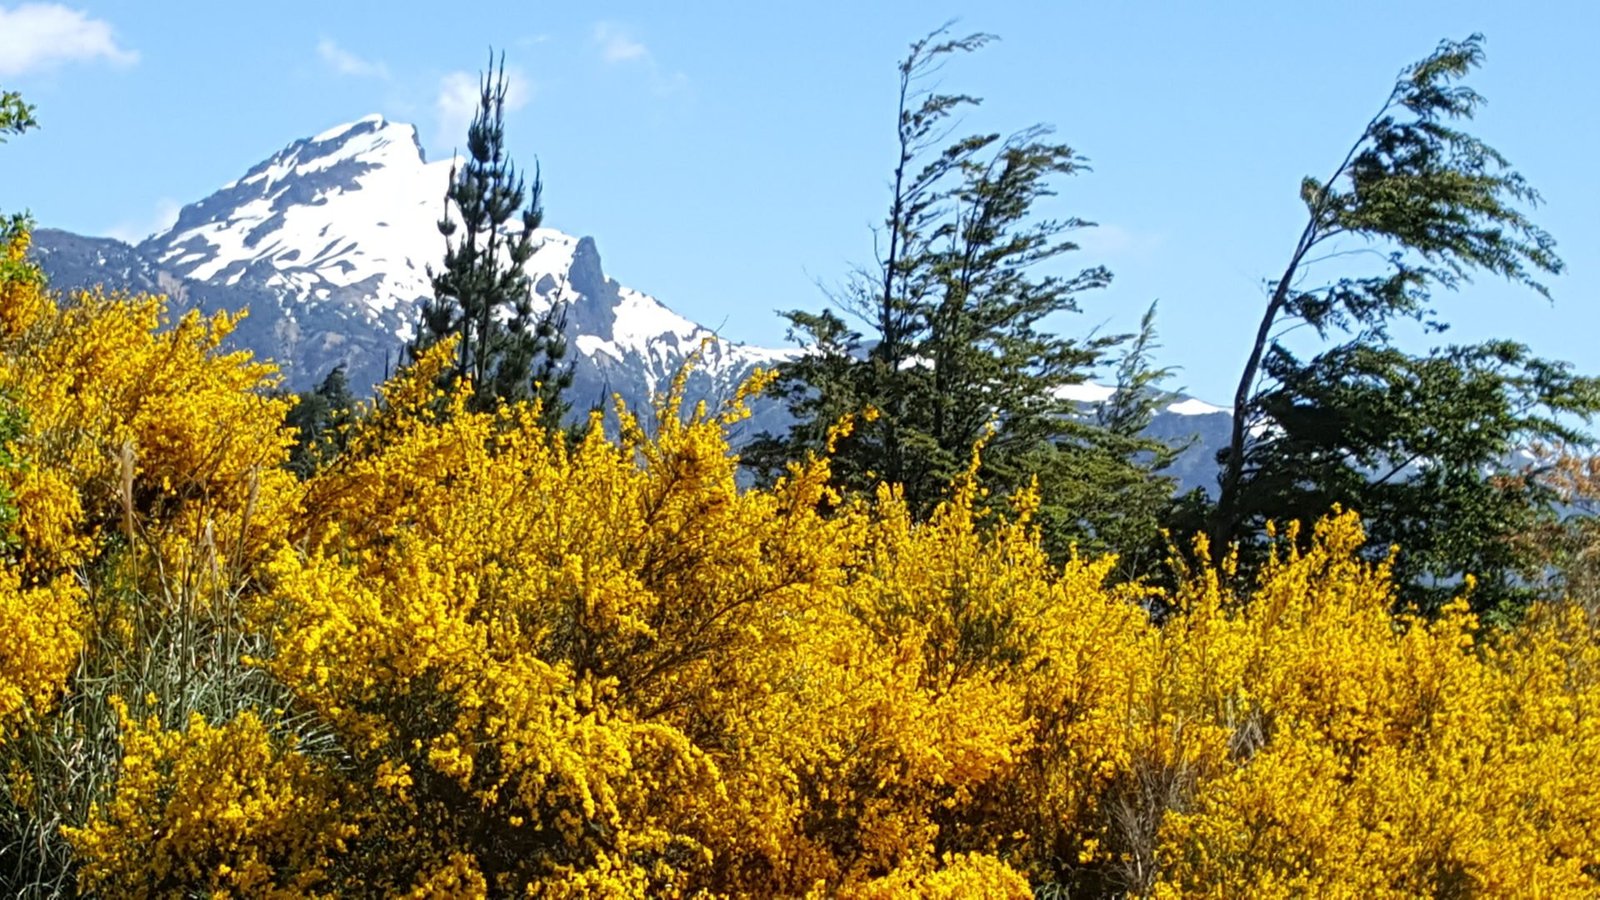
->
[408,53,571,428]
[1052,301,1185,576]
[749,28,1177,569]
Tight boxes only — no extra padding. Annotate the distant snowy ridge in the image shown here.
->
[30,114,1233,492]
[1053,382,1228,418]
[67,115,794,427]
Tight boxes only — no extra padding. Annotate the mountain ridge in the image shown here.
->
[28,114,1233,492]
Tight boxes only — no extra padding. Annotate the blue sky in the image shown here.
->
[2,1,1597,404]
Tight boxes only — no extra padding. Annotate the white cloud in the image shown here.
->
[593,21,648,64]
[649,70,690,97]
[0,3,137,76]
[434,67,532,146]
[316,38,388,79]
[104,196,181,245]
[591,21,687,96]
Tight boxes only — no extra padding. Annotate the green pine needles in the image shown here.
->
[409,52,572,427]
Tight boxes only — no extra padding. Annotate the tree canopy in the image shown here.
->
[748,28,1178,572]
[1206,35,1597,613]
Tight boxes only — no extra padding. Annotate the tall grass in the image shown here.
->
[0,470,311,898]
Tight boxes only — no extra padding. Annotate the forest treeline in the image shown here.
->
[2,30,1600,900]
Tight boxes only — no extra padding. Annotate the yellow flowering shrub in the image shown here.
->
[0,228,307,894]
[1152,514,1600,897]
[0,224,83,738]
[4,258,1597,897]
[64,701,355,899]
[0,277,298,723]
[254,352,839,893]
[244,353,1068,894]
[798,473,1160,890]
[0,282,296,589]
[0,221,49,340]
[0,526,81,737]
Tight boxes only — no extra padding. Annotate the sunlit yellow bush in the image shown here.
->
[0,222,48,339]
[64,701,354,899]
[0,224,83,738]
[0,230,307,895]
[249,349,1059,894]
[0,539,81,737]
[840,852,1033,899]
[0,281,295,585]
[0,272,297,736]
[6,257,1598,897]
[1151,515,1600,897]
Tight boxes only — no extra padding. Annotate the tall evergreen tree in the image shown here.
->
[409,53,571,428]
[1207,35,1600,613]
[749,28,1177,569]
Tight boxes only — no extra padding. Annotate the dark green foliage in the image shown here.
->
[747,308,876,487]
[748,28,1179,573]
[1241,341,1600,615]
[1209,35,1594,613]
[0,87,35,143]
[285,364,358,478]
[408,53,571,429]
[1050,302,1187,577]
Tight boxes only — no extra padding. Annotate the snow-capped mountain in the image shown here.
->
[29,114,1234,492]
[36,115,795,433]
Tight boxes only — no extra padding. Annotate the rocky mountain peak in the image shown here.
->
[29,115,1233,493]
[36,116,801,436]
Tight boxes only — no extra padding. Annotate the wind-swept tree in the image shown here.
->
[750,28,1176,567]
[408,53,571,428]
[1208,35,1599,613]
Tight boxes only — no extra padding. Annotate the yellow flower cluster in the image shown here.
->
[64,701,355,898]
[0,539,80,735]
[0,223,49,339]
[840,852,1033,899]
[0,287,295,579]
[1149,517,1600,897]
[0,225,82,736]
[3,240,1596,896]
